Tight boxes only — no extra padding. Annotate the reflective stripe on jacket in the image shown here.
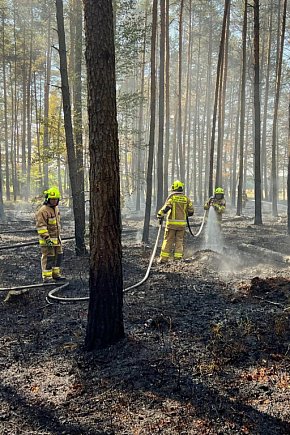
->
[204,198,226,214]
[161,192,194,229]
[35,204,61,245]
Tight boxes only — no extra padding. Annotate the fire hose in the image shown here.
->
[187,210,207,238]
[47,212,206,303]
[46,222,164,303]
[0,229,162,304]
[1,214,206,304]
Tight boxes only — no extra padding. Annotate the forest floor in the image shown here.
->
[0,201,290,435]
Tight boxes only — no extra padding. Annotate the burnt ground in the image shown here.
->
[0,202,290,435]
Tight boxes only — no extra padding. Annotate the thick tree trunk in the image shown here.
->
[84,0,124,350]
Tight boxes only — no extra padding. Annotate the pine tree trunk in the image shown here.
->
[73,0,87,254]
[237,0,247,216]
[142,0,157,243]
[177,0,185,182]
[216,2,230,188]
[164,0,170,197]
[2,13,10,201]
[43,11,51,188]
[84,0,124,350]
[26,9,33,198]
[156,0,165,211]
[287,100,290,234]
[261,4,273,201]
[253,0,262,225]
[136,3,148,212]
[209,0,230,196]
[55,0,86,255]
[271,0,287,217]
[34,72,43,188]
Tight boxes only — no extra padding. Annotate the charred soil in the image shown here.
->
[0,204,290,434]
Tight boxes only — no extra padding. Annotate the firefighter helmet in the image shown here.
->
[214,187,224,195]
[171,180,184,191]
[44,187,61,200]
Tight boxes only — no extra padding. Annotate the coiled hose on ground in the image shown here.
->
[1,215,206,304]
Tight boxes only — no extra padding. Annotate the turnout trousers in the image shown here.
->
[40,245,63,281]
[160,227,185,261]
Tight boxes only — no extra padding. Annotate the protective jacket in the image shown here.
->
[204,197,226,215]
[35,204,61,246]
[158,192,194,230]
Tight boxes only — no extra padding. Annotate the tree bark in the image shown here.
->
[142,0,157,243]
[55,0,86,255]
[271,0,287,217]
[156,0,165,211]
[177,0,185,182]
[43,10,51,188]
[261,2,273,201]
[253,0,262,225]
[84,0,124,350]
[72,0,87,254]
[237,0,247,216]
[2,12,9,202]
[164,0,170,197]
[209,0,230,196]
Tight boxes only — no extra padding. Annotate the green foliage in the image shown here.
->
[115,0,148,78]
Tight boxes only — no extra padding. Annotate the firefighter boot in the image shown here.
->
[52,267,66,281]
[42,270,53,283]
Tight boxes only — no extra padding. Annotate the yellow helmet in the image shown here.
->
[44,187,61,200]
[171,180,184,191]
[214,187,224,195]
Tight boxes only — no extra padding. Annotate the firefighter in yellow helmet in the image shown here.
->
[204,187,226,223]
[157,180,194,263]
[35,187,66,282]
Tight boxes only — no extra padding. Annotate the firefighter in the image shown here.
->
[35,187,66,282]
[204,187,226,223]
[157,180,194,263]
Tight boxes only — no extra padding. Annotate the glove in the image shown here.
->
[45,238,54,247]
[157,210,164,224]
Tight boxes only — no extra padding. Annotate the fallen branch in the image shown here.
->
[253,295,284,307]
[0,282,66,292]
[2,281,69,302]
[0,236,75,251]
